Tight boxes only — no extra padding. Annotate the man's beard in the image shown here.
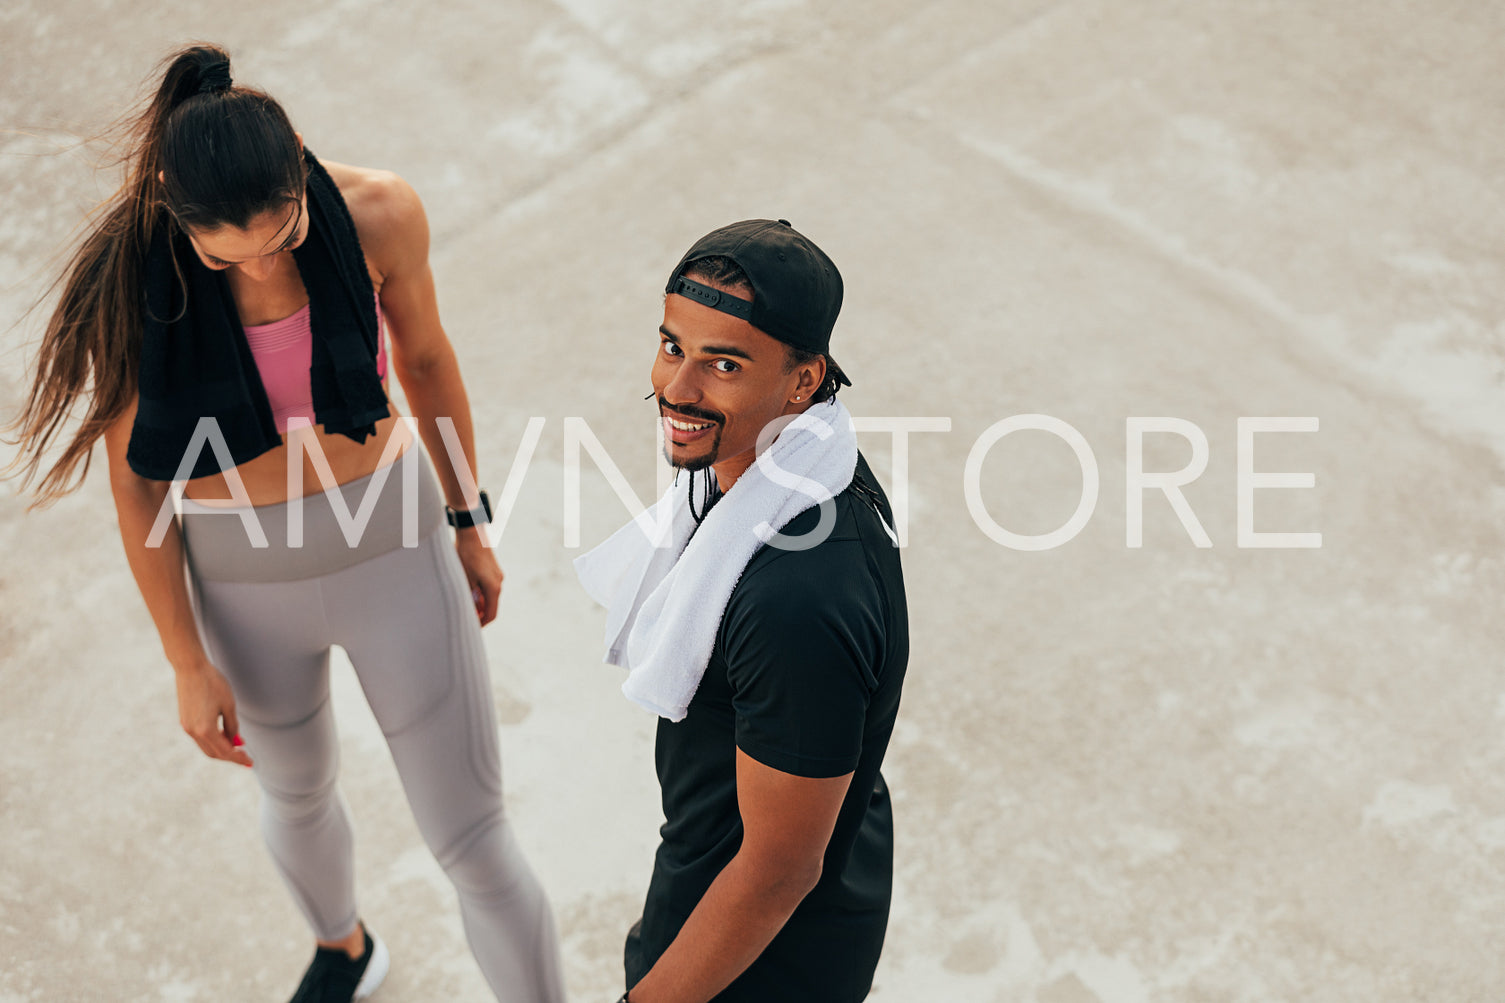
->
[665,439,721,471]
[659,397,724,471]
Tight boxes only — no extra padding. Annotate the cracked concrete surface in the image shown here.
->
[3,2,1504,1000]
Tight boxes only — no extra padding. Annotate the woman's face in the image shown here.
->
[184,192,309,282]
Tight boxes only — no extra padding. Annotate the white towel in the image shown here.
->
[574,398,858,721]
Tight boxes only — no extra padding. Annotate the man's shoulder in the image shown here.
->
[732,486,892,616]
[741,490,863,575]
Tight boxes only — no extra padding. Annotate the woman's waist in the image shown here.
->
[179,422,449,583]
[182,411,412,507]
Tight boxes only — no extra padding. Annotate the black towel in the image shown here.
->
[126,150,390,481]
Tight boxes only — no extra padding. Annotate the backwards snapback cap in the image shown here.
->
[666,220,848,384]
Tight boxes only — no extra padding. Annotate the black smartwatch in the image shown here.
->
[445,490,492,529]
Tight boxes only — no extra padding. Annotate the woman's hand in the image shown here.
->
[456,529,503,625]
[174,660,253,768]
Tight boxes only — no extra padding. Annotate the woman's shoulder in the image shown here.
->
[319,159,428,277]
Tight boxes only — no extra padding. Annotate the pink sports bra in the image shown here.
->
[243,295,388,435]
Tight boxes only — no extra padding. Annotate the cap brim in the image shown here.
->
[827,354,853,387]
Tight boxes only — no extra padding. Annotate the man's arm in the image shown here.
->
[626,749,853,1003]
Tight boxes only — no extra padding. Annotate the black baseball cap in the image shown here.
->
[665,219,847,370]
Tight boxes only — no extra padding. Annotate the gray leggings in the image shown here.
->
[181,447,564,1002]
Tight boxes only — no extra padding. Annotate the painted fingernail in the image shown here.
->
[232,734,244,747]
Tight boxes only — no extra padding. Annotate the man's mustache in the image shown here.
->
[657,397,724,425]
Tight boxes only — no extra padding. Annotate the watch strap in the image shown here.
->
[445,489,492,529]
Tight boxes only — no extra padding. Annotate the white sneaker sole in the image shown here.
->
[354,932,390,999]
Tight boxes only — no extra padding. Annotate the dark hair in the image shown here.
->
[783,346,846,405]
[681,254,753,296]
[681,255,846,404]
[4,43,306,506]
[159,56,305,231]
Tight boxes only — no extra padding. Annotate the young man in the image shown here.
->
[576,219,909,1002]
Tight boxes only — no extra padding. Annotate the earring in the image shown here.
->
[793,395,803,402]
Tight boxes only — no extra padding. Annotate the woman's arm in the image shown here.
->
[102,400,252,767]
[357,170,503,625]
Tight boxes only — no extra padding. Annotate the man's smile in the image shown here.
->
[659,399,725,449]
[665,416,715,432]
[662,412,719,445]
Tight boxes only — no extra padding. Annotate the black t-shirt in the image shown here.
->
[625,453,910,1002]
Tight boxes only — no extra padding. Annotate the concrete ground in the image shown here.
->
[3,2,1503,1000]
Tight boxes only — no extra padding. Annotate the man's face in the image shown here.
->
[652,282,805,486]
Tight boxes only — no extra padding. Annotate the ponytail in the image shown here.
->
[3,43,303,506]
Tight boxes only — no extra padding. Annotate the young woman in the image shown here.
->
[6,44,564,1003]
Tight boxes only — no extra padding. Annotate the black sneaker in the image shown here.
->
[288,927,390,1002]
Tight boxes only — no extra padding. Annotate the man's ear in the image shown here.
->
[791,356,825,404]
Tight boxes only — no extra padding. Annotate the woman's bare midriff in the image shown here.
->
[180,406,414,506]
[182,184,407,508]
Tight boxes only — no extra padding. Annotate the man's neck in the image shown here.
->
[711,451,755,494]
